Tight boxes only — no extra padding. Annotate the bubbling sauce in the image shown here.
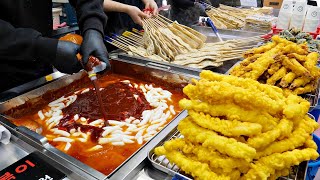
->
[6,73,184,175]
[63,82,151,121]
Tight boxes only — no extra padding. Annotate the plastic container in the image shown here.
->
[52,8,62,27]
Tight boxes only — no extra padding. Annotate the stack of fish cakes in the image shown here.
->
[155,70,319,180]
[230,35,320,95]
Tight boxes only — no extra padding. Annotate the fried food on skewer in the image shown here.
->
[256,115,318,158]
[267,61,282,75]
[155,72,319,180]
[279,72,296,87]
[289,76,312,89]
[179,99,277,132]
[293,81,317,94]
[162,139,250,173]
[282,56,311,77]
[200,70,284,100]
[230,36,320,95]
[266,67,287,85]
[244,148,318,180]
[247,118,293,149]
[288,53,307,62]
[304,52,320,77]
[155,147,229,180]
[188,110,262,137]
[178,117,256,161]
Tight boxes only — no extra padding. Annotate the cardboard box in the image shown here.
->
[264,0,283,9]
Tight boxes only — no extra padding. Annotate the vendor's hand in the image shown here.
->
[126,6,149,26]
[143,0,158,15]
[81,29,111,70]
[54,41,82,74]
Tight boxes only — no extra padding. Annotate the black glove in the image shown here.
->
[54,41,82,74]
[35,37,82,74]
[172,0,195,9]
[81,29,111,70]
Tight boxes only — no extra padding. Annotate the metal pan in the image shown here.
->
[0,57,201,180]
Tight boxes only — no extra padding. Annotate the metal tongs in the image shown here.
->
[198,1,223,42]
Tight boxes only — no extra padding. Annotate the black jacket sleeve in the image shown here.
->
[0,19,57,62]
[172,0,195,9]
[69,0,108,36]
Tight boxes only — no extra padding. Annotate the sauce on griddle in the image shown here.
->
[62,82,151,121]
[6,73,185,175]
[92,80,108,124]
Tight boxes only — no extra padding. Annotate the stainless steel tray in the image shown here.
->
[148,126,308,180]
[0,57,201,180]
[191,26,265,43]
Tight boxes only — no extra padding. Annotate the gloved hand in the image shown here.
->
[81,29,111,70]
[35,37,82,74]
[172,0,195,9]
[54,40,82,74]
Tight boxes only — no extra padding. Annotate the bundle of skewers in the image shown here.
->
[203,3,274,32]
[105,14,262,69]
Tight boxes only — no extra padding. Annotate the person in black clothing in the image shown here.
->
[103,0,158,36]
[169,0,220,26]
[0,0,109,92]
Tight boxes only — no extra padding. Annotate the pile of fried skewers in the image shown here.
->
[230,35,320,95]
[105,15,262,69]
[205,4,274,31]
[155,70,319,180]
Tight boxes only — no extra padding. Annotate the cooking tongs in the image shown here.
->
[198,1,223,42]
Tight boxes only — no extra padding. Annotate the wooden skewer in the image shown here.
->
[158,14,173,23]
[118,36,142,46]
[109,37,133,47]
[125,35,143,44]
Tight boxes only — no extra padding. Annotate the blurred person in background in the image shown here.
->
[0,0,109,92]
[168,0,220,26]
[103,0,158,35]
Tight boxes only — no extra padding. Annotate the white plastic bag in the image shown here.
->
[290,0,307,30]
[303,5,320,32]
[277,0,294,29]
[0,125,11,144]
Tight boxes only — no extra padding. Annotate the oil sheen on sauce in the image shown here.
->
[9,73,184,175]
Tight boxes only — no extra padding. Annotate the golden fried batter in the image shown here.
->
[287,53,307,62]
[243,44,283,80]
[154,147,229,180]
[245,148,318,180]
[289,76,311,89]
[267,62,282,75]
[293,81,317,94]
[256,116,318,158]
[282,56,311,77]
[304,52,320,78]
[163,139,250,173]
[179,99,277,132]
[279,72,296,88]
[266,67,287,85]
[178,117,256,161]
[201,70,284,101]
[247,118,293,149]
[184,79,285,116]
[189,111,262,137]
